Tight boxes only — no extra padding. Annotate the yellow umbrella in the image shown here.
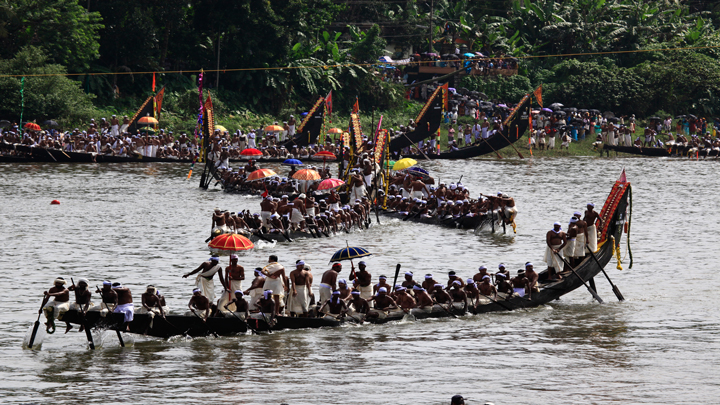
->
[215,125,228,133]
[392,158,418,171]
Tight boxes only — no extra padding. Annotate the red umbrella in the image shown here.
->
[328,128,343,134]
[312,151,337,161]
[240,148,263,158]
[24,122,41,131]
[247,168,277,181]
[317,178,345,191]
[208,233,254,252]
[292,169,321,181]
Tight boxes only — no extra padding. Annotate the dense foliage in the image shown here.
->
[1,0,720,123]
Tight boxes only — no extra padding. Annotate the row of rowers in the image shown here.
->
[179,255,544,320]
[211,191,372,235]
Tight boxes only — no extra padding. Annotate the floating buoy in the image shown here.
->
[50,200,60,205]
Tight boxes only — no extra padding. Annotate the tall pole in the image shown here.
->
[428,0,434,53]
[216,34,221,90]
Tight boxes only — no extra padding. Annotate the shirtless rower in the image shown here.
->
[446,271,465,290]
[410,176,430,200]
[290,194,308,231]
[464,279,480,307]
[494,269,513,294]
[223,291,250,320]
[287,261,313,317]
[432,283,453,305]
[112,282,134,330]
[511,270,529,297]
[96,281,117,317]
[472,265,490,284]
[319,263,342,304]
[187,288,210,320]
[524,263,539,300]
[349,170,366,201]
[137,285,165,328]
[412,286,434,310]
[347,291,370,321]
[421,274,439,291]
[349,261,372,299]
[337,279,352,301]
[41,277,70,333]
[260,197,276,228]
[244,268,266,310]
[583,203,602,253]
[218,255,244,313]
[251,290,276,322]
[573,211,589,261]
[65,278,93,333]
[448,281,468,312]
[212,209,228,233]
[318,291,349,320]
[373,275,392,295]
[261,255,288,316]
[401,271,419,290]
[183,256,224,305]
[368,287,398,316]
[394,287,417,311]
[478,275,497,299]
[544,222,568,280]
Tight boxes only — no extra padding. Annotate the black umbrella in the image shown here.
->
[0,120,10,128]
[608,117,619,123]
[43,120,59,127]
[675,115,686,119]
[550,102,564,109]
[567,107,577,112]
[688,114,697,119]
[647,116,661,121]
[555,111,567,116]
[578,109,588,113]
[603,111,615,118]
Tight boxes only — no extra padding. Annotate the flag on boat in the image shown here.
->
[533,84,543,108]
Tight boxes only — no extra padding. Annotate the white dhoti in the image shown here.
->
[136,306,162,328]
[145,145,152,156]
[248,288,263,310]
[287,285,310,314]
[196,276,216,304]
[319,283,332,304]
[217,280,243,312]
[213,224,230,234]
[114,303,134,323]
[111,125,119,137]
[43,300,70,320]
[563,238,576,259]
[69,302,95,312]
[260,211,272,227]
[364,174,373,188]
[503,206,518,222]
[290,208,304,224]
[544,243,564,270]
[411,190,424,199]
[329,203,340,211]
[263,277,285,298]
[152,145,158,157]
[358,285,373,300]
[574,234,587,258]
[587,225,598,252]
[350,185,366,202]
[307,207,315,217]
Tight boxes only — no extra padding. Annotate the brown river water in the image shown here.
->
[0,157,718,404]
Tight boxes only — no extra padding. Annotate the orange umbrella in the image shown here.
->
[312,151,337,161]
[138,116,158,125]
[265,125,284,132]
[24,122,41,131]
[328,127,343,134]
[292,169,321,181]
[208,233,254,252]
[247,168,277,181]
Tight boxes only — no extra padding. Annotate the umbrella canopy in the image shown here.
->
[43,120,59,127]
[265,125,283,132]
[0,120,10,128]
[463,53,475,58]
[378,56,393,62]
[550,103,564,109]
[138,116,158,125]
[384,160,396,169]
[688,114,697,119]
[240,148,263,157]
[292,169,321,181]
[317,178,345,191]
[329,246,372,263]
[328,127,343,134]
[608,117,619,123]
[675,115,686,119]
[247,168,277,181]
[541,108,553,113]
[393,158,417,171]
[647,116,661,121]
[208,233,254,252]
[282,158,303,167]
[24,122,41,131]
[603,111,615,118]
[407,167,429,177]
[215,125,228,133]
[312,151,337,161]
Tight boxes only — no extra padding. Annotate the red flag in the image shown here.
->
[440,82,449,110]
[261,187,268,198]
[325,91,333,120]
[154,87,165,119]
[533,85,543,108]
[352,97,359,114]
[152,72,156,92]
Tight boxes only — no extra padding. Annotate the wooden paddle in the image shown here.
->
[587,247,625,301]
[402,133,432,161]
[190,308,219,338]
[497,127,524,159]
[479,134,502,159]
[28,299,45,349]
[555,253,604,304]
[433,299,458,319]
[96,285,125,347]
[391,264,402,292]
[71,278,95,350]
[478,292,514,311]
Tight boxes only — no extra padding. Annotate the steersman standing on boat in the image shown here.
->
[261,255,288,316]
[183,256,224,305]
[584,203,602,253]
[41,277,70,334]
[544,222,567,280]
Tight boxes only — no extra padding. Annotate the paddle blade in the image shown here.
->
[23,323,46,350]
[613,285,625,301]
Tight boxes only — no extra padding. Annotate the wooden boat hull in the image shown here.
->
[1,142,192,163]
[603,144,670,157]
[379,210,488,230]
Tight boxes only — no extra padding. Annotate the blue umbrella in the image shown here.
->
[329,246,372,263]
[282,158,303,166]
[463,53,475,58]
[407,167,429,177]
